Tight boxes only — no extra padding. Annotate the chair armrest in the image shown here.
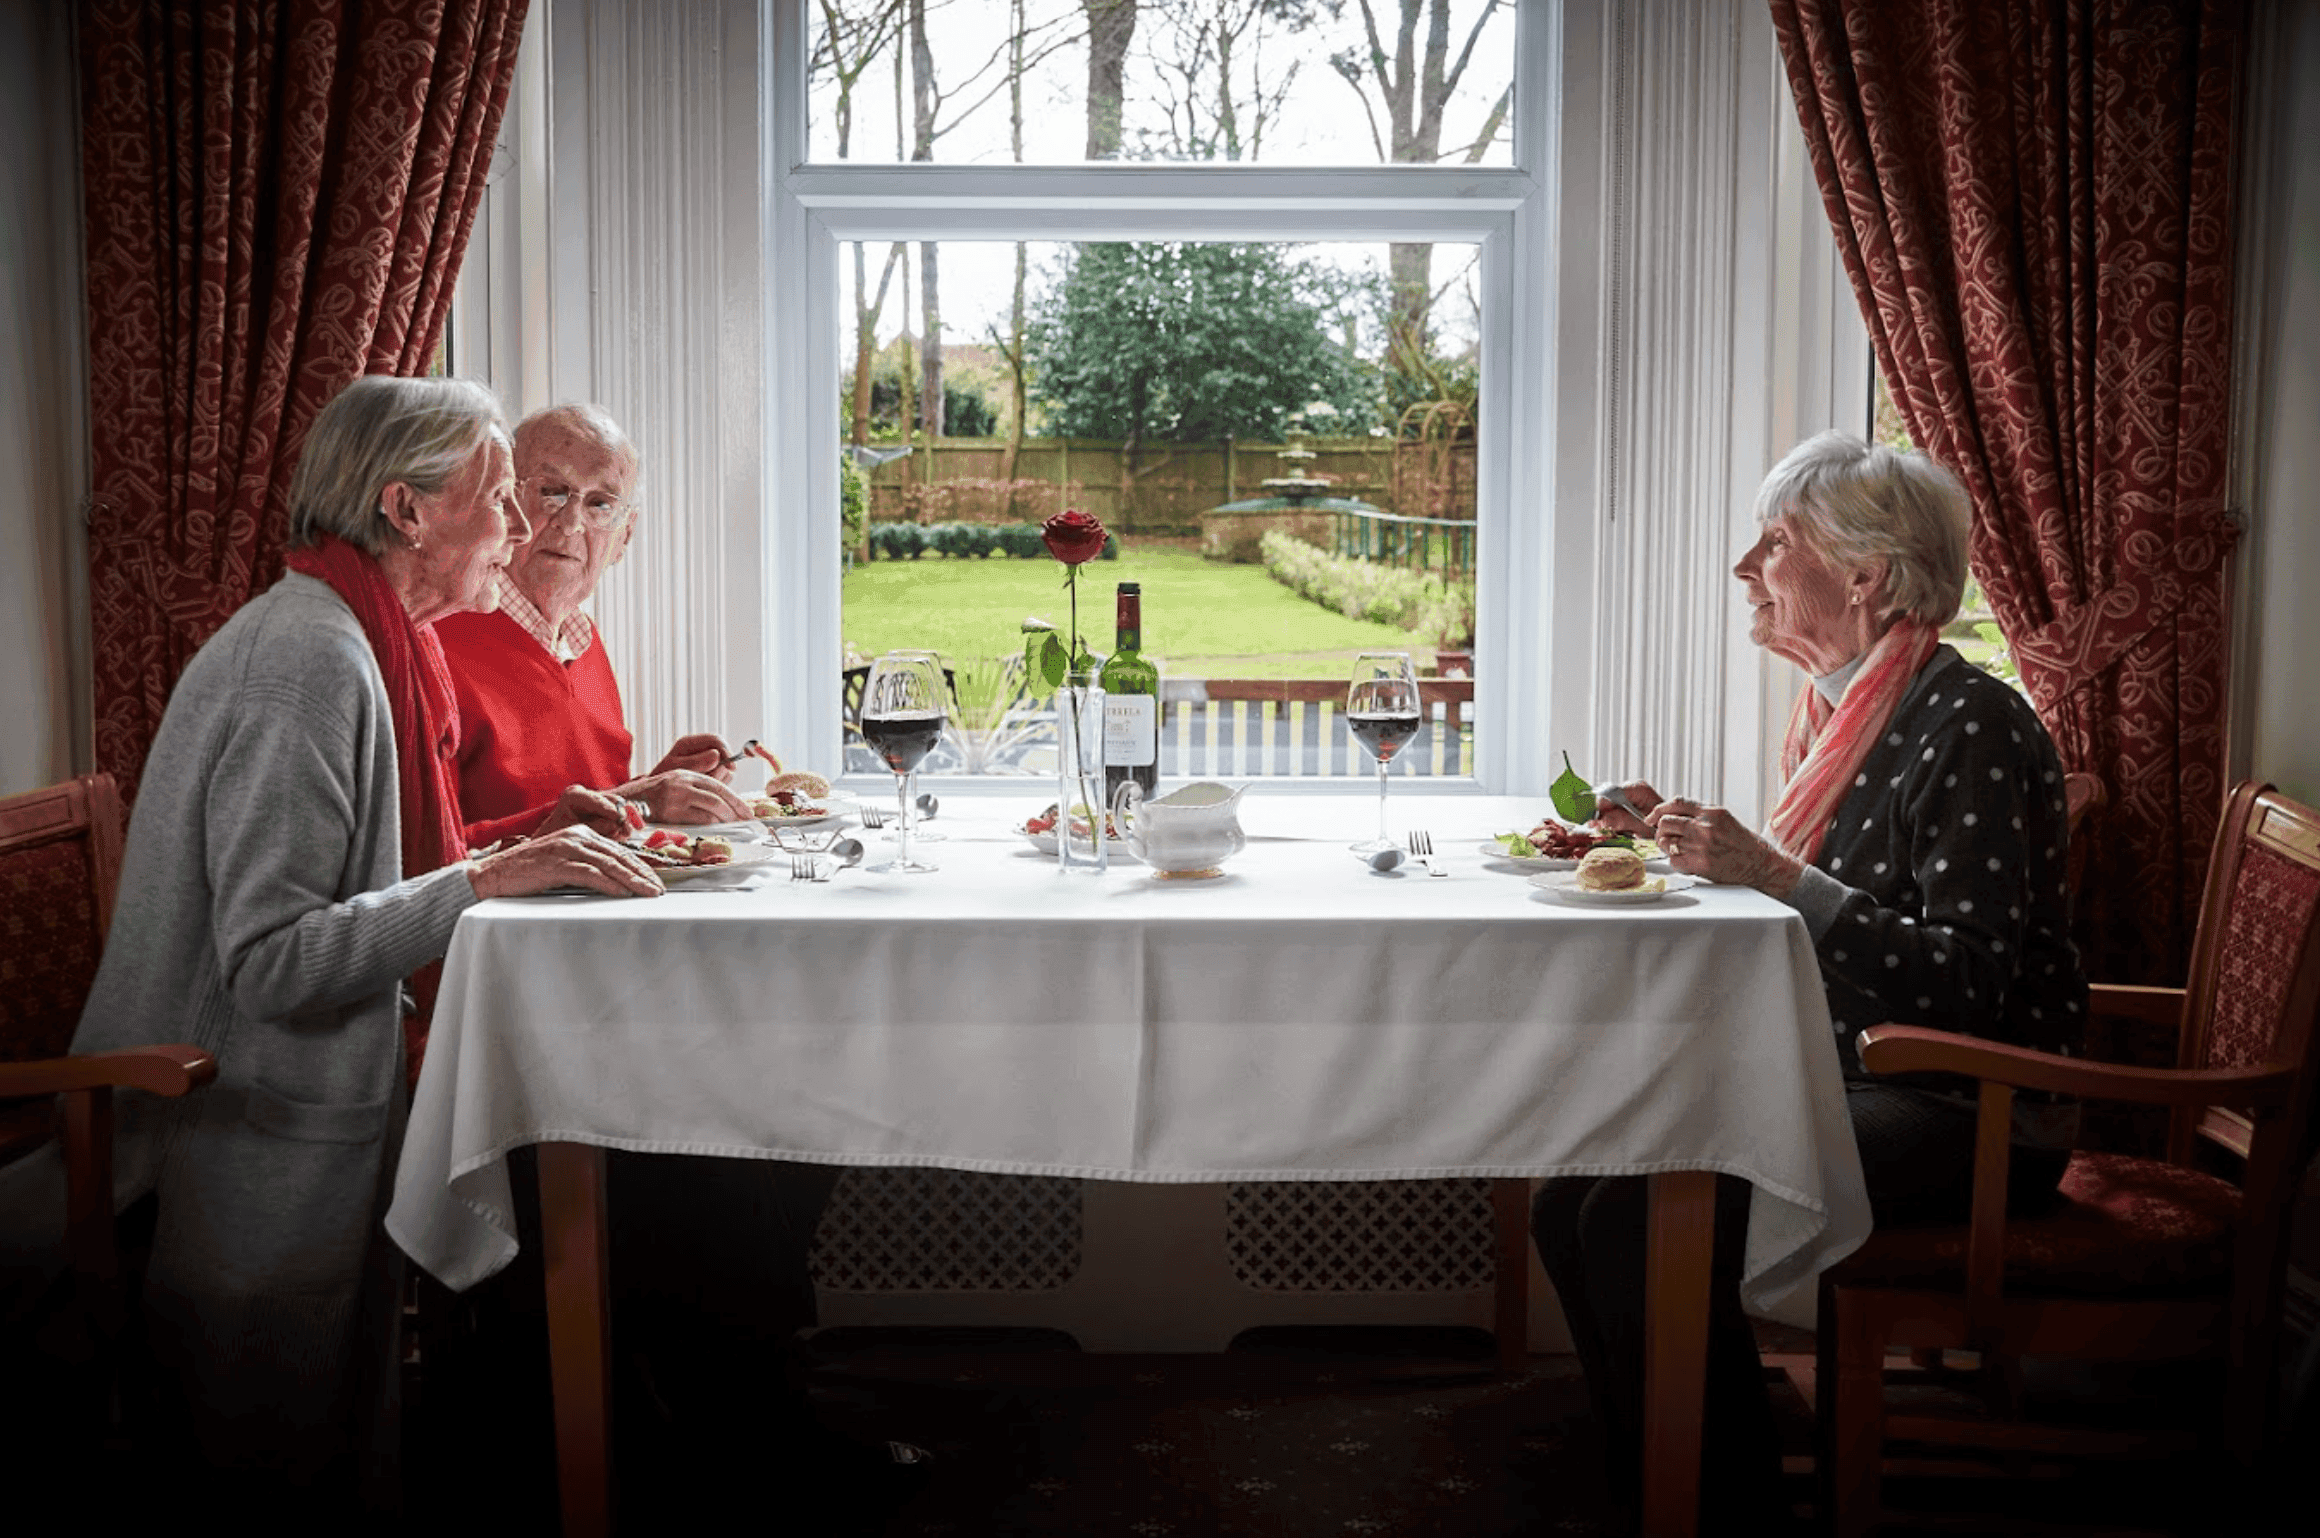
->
[2087,983,2186,1029]
[0,1046,217,1099]
[1857,1024,2293,1108]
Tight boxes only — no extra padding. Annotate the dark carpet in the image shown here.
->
[409,1323,2245,1535]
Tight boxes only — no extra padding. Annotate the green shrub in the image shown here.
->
[866,520,1121,562]
[1260,531,1473,648]
[839,457,869,564]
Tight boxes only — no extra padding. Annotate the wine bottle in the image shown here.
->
[1101,581,1159,798]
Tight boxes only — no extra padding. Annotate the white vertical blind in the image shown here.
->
[1561,0,1870,819]
[544,0,767,771]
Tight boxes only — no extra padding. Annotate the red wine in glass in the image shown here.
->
[1347,710,1422,763]
[1346,652,1420,856]
[860,713,944,774]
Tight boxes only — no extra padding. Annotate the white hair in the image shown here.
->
[1753,430,1972,627]
[289,376,507,555]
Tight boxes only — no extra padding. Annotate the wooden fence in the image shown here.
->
[862,437,1476,535]
[844,675,1475,779]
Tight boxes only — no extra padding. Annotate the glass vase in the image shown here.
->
[1055,668,1108,873]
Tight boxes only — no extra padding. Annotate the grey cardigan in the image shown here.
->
[4,572,476,1479]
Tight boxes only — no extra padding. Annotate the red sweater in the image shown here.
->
[437,609,635,847]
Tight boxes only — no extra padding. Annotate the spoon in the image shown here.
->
[916,793,939,820]
[1365,847,1405,873]
[828,837,866,869]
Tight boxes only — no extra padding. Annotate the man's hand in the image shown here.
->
[650,733,737,781]
[1647,798,1804,897]
[532,784,633,838]
[469,825,664,900]
[620,768,754,825]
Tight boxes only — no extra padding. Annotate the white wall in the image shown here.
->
[0,0,88,796]
[2238,0,2320,807]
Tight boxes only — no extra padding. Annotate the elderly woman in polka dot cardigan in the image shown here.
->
[1536,430,2088,1528]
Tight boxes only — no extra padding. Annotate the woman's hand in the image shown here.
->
[468,826,664,900]
[649,733,737,782]
[1648,798,1805,898]
[531,784,634,838]
[621,768,754,825]
[1591,780,1662,837]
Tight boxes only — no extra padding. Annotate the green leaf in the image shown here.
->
[1038,632,1068,691]
[1494,831,1538,858]
[1549,750,1597,824]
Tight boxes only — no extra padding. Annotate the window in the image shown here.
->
[775,0,1548,790]
[462,1,1871,812]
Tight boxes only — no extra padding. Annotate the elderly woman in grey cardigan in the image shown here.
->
[4,376,661,1503]
[1535,431,2090,1528]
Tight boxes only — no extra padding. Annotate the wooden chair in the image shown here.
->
[0,773,213,1284]
[1813,780,2320,1536]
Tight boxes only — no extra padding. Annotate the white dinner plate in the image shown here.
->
[752,793,858,832]
[1477,841,1670,874]
[644,839,783,882]
[656,818,769,842]
[1529,871,1700,905]
[1019,826,1138,860]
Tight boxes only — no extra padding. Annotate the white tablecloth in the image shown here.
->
[386,794,1869,1321]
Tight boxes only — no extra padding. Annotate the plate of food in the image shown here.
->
[1529,847,1699,905]
[1019,803,1136,859]
[1480,822,1667,873]
[749,770,855,830]
[627,829,780,881]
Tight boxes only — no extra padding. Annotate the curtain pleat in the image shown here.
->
[79,0,528,804]
[1768,0,2244,990]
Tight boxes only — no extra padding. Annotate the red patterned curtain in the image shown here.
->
[79,0,528,804]
[1769,0,2243,987]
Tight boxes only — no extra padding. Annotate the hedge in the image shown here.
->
[1260,530,1474,649]
[867,521,1119,562]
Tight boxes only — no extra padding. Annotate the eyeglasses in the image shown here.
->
[523,477,635,531]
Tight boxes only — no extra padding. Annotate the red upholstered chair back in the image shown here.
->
[0,774,125,1159]
[2172,784,2320,1167]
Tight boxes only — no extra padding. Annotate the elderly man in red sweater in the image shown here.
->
[438,402,753,844]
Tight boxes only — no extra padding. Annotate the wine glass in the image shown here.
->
[1345,651,1421,856]
[860,651,945,873]
[881,650,946,844]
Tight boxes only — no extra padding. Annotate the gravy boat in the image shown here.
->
[1111,781,1246,878]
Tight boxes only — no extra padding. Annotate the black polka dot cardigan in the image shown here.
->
[1781,646,2089,1121]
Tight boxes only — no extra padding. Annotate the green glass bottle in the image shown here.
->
[1101,582,1159,798]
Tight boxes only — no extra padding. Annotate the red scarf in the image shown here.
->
[284,535,466,1075]
[1768,618,1941,864]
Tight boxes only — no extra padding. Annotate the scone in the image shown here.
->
[1575,845,1647,892]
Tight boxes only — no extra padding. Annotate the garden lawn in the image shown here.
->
[843,545,1421,679]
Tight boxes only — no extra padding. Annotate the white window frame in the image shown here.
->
[763,0,1559,793]
[456,0,1869,810]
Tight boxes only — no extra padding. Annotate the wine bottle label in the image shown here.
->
[1104,695,1157,765]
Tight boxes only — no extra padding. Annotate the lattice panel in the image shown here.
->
[811,1168,1082,1292]
[1225,1180,1497,1293]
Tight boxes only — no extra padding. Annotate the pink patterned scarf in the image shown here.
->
[1768,619,1941,864]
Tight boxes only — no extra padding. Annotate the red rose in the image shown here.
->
[1041,508,1109,566]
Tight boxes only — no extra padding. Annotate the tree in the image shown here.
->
[1084,0,1138,157]
[1026,242,1376,449]
[812,1,909,447]
[1134,0,1333,161]
[1330,1,1510,388]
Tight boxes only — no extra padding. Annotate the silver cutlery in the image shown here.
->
[789,853,829,883]
[916,793,939,819]
[1365,846,1406,873]
[1405,829,1447,877]
[828,837,866,869]
[859,804,891,830]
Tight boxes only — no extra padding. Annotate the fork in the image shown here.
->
[1405,829,1448,877]
[788,853,829,883]
[858,804,891,830]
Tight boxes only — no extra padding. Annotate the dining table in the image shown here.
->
[386,791,1870,1537]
